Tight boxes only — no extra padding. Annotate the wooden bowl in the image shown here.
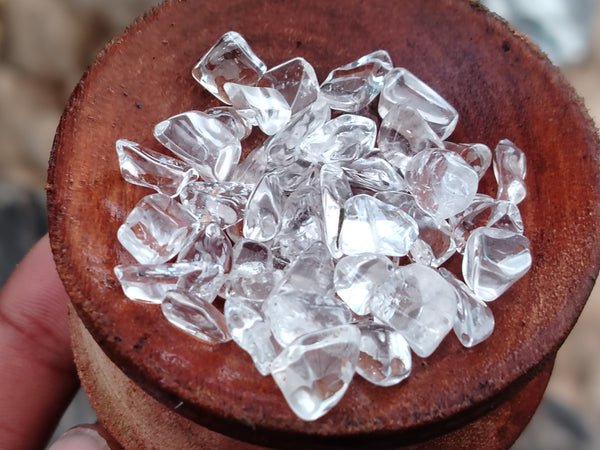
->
[47,0,600,448]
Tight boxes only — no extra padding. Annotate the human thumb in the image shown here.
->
[48,425,114,450]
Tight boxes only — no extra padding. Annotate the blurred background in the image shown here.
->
[0,0,598,448]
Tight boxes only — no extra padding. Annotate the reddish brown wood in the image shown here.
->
[47,0,600,448]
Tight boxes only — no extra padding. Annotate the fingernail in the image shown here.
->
[49,426,110,450]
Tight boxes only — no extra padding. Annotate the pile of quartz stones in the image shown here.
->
[114,31,532,421]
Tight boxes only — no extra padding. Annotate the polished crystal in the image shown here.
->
[177,221,233,272]
[341,155,407,194]
[445,142,492,179]
[224,239,275,300]
[204,106,252,140]
[493,139,527,204]
[320,164,353,258]
[275,242,335,296]
[243,171,284,242]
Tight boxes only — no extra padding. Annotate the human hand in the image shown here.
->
[0,234,113,449]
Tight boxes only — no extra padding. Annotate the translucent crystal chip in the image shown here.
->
[161,290,231,343]
[204,106,253,140]
[338,194,418,257]
[488,200,524,234]
[493,139,527,204]
[377,106,444,173]
[243,171,284,242]
[301,114,377,163]
[334,254,394,315]
[270,324,360,421]
[404,148,479,220]
[258,57,319,115]
[264,289,352,347]
[116,139,198,197]
[224,296,282,375]
[224,239,275,300]
[154,110,241,182]
[356,321,412,386]
[233,143,268,186]
[272,157,320,195]
[179,181,251,228]
[444,141,492,179]
[449,194,496,253]
[320,50,393,113]
[224,83,292,135]
[117,193,196,264]
[341,155,407,194]
[462,227,532,302]
[177,222,233,273]
[370,264,457,357]
[192,31,266,104]
[174,259,224,303]
[379,67,458,140]
[275,242,335,296]
[439,268,495,348]
[320,164,354,258]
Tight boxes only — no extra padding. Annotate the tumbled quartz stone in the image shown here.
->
[274,242,335,296]
[377,106,444,173]
[224,83,292,135]
[243,171,284,242]
[462,227,532,302]
[263,290,353,347]
[488,200,524,234]
[370,264,457,357]
[233,143,268,187]
[320,164,353,258]
[444,142,492,180]
[154,110,241,182]
[204,106,253,140]
[161,290,231,343]
[179,181,251,228]
[493,139,527,204]
[192,31,266,104]
[341,155,407,194]
[114,261,219,304]
[177,222,233,273]
[338,194,418,257]
[258,57,319,116]
[439,268,495,348]
[378,67,458,140]
[320,50,393,113]
[175,259,224,303]
[224,239,275,300]
[449,194,496,253]
[270,324,360,421]
[117,193,196,264]
[334,254,394,315]
[301,114,376,163]
[356,321,412,386]
[375,190,455,267]
[116,139,198,197]
[272,158,320,195]
[404,148,479,220]
[224,296,282,375]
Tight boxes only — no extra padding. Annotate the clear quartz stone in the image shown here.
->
[320,164,353,258]
[462,227,532,302]
[154,110,241,182]
[273,158,321,196]
[179,181,251,228]
[114,261,218,304]
[258,57,319,115]
[243,171,284,242]
[175,259,224,303]
[275,242,335,296]
[224,296,282,375]
[224,83,292,135]
[377,106,444,173]
[204,106,253,140]
[270,324,360,421]
[116,139,198,197]
[449,194,496,253]
[320,50,393,113]
[338,194,418,257]
[334,254,394,315]
[439,268,495,348]
[117,193,196,264]
[301,114,377,163]
[356,321,412,386]
[493,139,527,204]
[488,200,524,234]
[192,31,266,104]
[341,155,407,194]
[224,239,275,300]
[444,142,492,179]
[161,290,231,343]
[263,290,353,347]
[404,148,479,220]
[234,144,268,187]
[370,264,457,357]
[177,221,233,273]
[378,67,458,140]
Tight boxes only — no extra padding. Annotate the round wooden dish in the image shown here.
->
[47,0,600,448]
